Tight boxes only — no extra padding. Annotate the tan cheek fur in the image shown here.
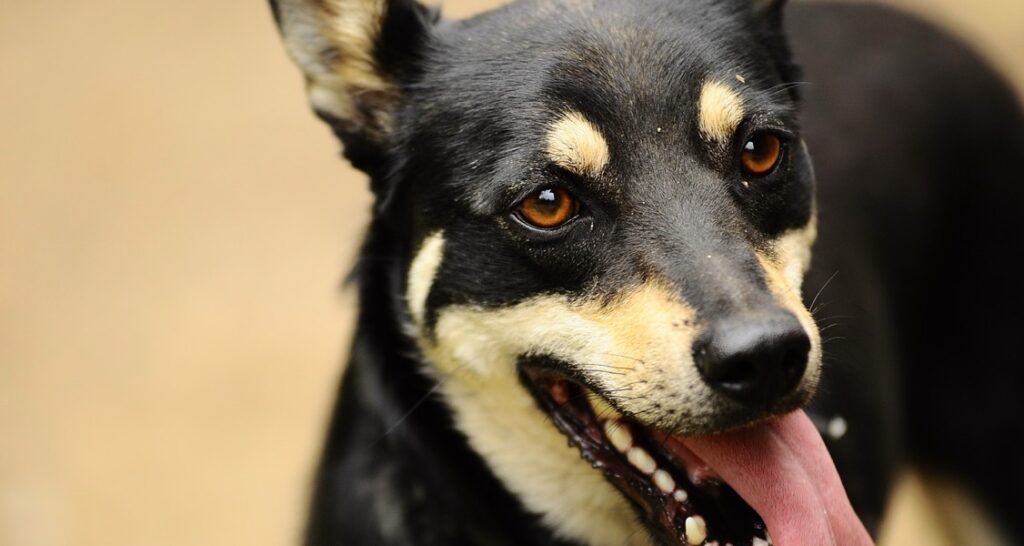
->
[405,269,709,546]
[697,80,745,145]
[756,218,823,395]
[545,111,611,178]
[406,231,446,326]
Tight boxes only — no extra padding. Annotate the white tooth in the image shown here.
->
[685,515,707,545]
[626,447,657,475]
[653,469,676,494]
[587,391,621,419]
[753,539,770,546]
[603,420,633,452]
[673,489,689,503]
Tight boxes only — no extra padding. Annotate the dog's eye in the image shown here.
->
[515,187,578,229]
[740,131,783,176]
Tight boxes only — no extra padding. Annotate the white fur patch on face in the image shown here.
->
[697,80,746,144]
[545,111,611,178]
[756,218,823,395]
[406,231,446,325]
[411,282,706,546]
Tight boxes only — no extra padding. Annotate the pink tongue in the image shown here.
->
[680,411,873,546]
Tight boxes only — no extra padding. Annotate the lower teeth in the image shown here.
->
[587,391,769,546]
[653,469,676,494]
[626,446,658,475]
[685,515,707,545]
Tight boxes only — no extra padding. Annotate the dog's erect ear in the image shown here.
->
[748,0,800,99]
[750,0,787,32]
[269,0,436,171]
[751,0,786,15]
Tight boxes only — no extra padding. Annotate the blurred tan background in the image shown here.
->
[0,1,1020,545]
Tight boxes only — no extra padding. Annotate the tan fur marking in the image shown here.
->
[755,218,823,394]
[410,225,822,546]
[406,232,445,325]
[926,477,1008,545]
[545,111,611,178]
[698,80,745,144]
[413,282,702,546]
[879,470,1009,545]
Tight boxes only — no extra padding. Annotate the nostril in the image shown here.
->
[694,310,811,406]
[781,345,808,381]
[717,359,755,387]
[779,330,811,381]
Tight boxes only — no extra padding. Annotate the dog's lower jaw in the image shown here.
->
[420,349,653,546]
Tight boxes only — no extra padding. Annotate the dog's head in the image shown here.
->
[272,1,864,545]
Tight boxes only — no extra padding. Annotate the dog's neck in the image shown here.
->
[305,222,582,546]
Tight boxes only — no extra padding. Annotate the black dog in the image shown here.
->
[268,0,1024,544]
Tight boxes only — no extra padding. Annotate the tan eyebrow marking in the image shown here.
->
[697,80,746,144]
[545,111,610,177]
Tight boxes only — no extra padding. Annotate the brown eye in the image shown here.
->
[740,131,783,176]
[516,187,578,229]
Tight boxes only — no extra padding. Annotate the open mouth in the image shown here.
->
[522,367,770,546]
[520,363,872,546]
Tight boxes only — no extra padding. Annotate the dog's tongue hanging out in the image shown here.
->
[677,411,873,546]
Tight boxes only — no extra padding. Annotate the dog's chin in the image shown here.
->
[520,365,774,546]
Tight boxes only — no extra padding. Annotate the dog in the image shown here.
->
[268,0,1024,544]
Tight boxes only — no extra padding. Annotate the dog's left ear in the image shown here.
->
[751,0,786,16]
[749,0,801,99]
[269,0,436,174]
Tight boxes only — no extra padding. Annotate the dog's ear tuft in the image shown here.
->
[269,0,436,171]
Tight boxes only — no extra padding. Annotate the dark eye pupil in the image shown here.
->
[746,135,771,160]
[530,188,564,215]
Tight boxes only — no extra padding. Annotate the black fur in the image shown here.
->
[792,4,1024,537]
[271,1,1024,543]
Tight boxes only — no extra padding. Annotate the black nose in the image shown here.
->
[694,310,810,406]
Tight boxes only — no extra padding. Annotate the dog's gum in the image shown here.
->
[549,380,570,404]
